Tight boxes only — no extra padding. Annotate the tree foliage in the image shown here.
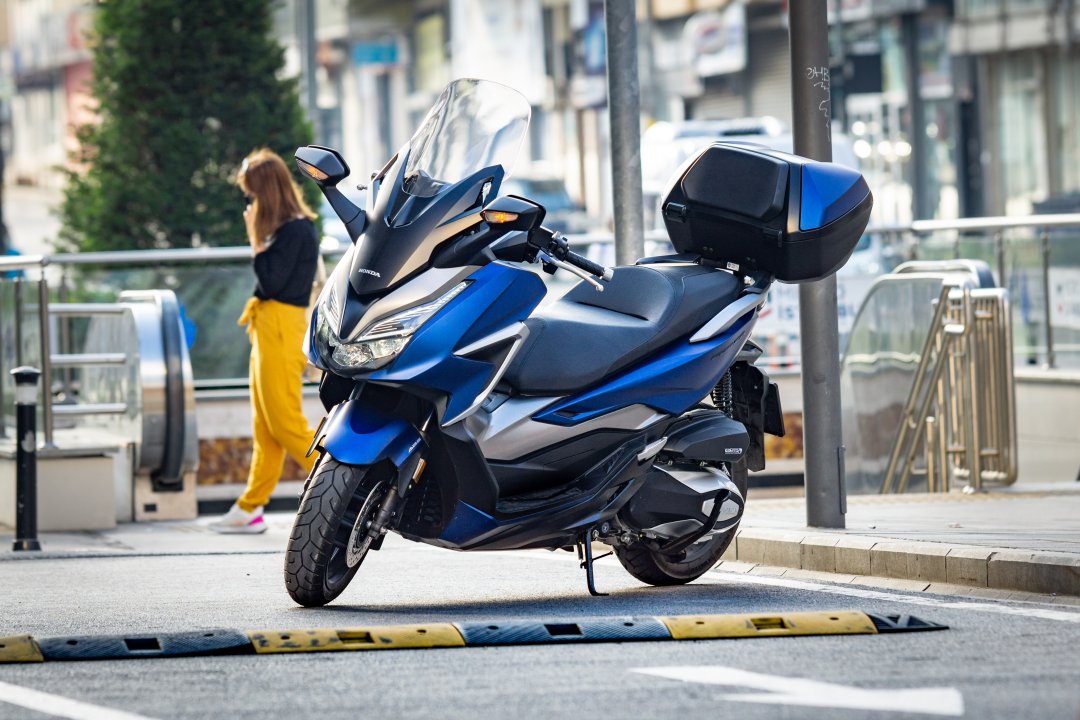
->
[59,0,320,251]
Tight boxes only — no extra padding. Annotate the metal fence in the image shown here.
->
[871,213,1080,370]
[879,284,1017,493]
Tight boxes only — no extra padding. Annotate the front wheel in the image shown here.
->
[615,461,747,586]
[284,457,388,607]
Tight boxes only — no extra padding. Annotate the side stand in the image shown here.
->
[577,531,613,597]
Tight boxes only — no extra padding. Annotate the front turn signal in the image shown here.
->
[297,158,329,181]
[482,210,519,225]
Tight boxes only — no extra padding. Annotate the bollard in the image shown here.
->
[11,366,41,551]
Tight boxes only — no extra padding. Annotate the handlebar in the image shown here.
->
[564,249,614,281]
[529,227,613,283]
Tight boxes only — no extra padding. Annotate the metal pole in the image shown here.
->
[790,0,846,528]
[298,0,319,139]
[37,276,54,447]
[0,283,6,439]
[604,0,646,266]
[11,366,41,551]
[14,276,23,367]
[1040,230,1055,368]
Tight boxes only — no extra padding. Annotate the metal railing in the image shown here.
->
[879,282,1017,493]
[0,247,335,445]
[872,213,1080,370]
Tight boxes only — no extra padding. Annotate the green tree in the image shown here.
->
[59,0,320,252]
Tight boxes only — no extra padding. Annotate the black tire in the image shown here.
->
[284,457,384,607]
[615,461,747,586]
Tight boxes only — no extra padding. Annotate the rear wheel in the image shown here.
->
[284,457,388,607]
[615,461,747,586]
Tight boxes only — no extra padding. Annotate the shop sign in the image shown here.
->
[1050,267,1080,331]
[683,3,746,79]
[570,0,607,109]
[352,40,399,67]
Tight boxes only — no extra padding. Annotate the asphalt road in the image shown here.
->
[2,534,1079,720]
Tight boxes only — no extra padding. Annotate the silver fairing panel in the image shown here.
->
[465,400,669,462]
[341,265,479,343]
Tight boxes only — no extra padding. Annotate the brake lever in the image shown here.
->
[539,251,604,292]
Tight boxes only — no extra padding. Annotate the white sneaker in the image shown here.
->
[208,503,267,534]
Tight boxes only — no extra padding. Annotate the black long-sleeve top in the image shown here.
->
[252,218,319,307]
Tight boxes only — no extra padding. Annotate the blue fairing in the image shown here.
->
[320,399,425,467]
[371,262,546,422]
[534,313,755,426]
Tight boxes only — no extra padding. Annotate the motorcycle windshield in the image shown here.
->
[402,79,531,198]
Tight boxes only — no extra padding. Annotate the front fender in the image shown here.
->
[320,398,425,467]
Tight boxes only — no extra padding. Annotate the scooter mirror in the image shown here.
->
[481,195,546,232]
[294,145,351,188]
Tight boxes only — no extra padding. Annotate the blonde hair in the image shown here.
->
[236,148,317,245]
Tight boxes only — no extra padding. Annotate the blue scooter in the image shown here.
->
[286,78,872,606]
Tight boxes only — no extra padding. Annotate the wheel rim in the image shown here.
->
[346,480,386,568]
[666,483,746,565]
[324,477,385,589]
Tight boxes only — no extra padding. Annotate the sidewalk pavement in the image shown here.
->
[2,485,1078,600]
[722,485,1080,599]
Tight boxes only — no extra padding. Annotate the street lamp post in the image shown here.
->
[789,0,847,528]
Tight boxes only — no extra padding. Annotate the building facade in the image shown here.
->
[2,0,1078,224]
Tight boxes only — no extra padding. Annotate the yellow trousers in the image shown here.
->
[236,298,317,512]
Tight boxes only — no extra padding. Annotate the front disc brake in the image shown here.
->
[346,480,386,568]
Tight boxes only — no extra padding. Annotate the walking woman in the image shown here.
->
[210,148,319,534]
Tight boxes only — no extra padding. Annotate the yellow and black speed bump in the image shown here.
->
[0,635,44,663]
[455,616,670,645]
[660,610,878,640]
[35,629,253,661]
[248,624,465,654]
[0,611,946,663]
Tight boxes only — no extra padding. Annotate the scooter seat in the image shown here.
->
[503,261,743,395]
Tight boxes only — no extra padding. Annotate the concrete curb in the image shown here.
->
[725,528,1080,597]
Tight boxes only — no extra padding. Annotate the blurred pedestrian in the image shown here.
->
[210,148,319,534]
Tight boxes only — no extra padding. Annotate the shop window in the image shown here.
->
[994,52,1048,215]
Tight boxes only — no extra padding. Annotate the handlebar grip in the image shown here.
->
[565,250,613,281]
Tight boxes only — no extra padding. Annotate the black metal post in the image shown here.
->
[789,0,846,528]
[11,366,41,551]
[604,0,646,265]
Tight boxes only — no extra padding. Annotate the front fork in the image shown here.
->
[356,410,435,550]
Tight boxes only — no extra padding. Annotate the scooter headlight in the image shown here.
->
[321,281,470,372]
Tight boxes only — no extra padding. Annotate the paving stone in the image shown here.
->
[799,535,839,573]
[747,564,788,577]
[833,536,876,576]
[987,550,1080,595]
[945,547,992,587]
[850,575,931,592]
[870,542,949,583]
[735,529,805,567]
[781,568,857,584]
[713,560,756,574]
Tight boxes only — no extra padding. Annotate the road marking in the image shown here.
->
[632,666,964,716]
[724,572,1080,624]
[0,680,159,720]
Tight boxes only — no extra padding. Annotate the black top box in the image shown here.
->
[660,142,873,283]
